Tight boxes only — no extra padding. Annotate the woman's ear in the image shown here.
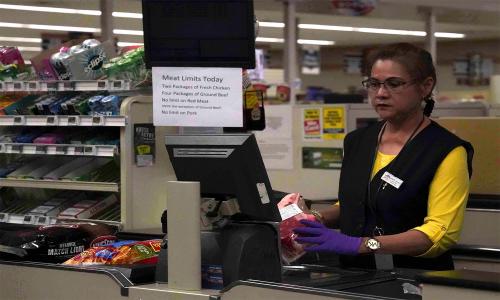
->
[420,77,434,99]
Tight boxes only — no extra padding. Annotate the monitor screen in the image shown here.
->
[165,133,280,222]
[142,0,256,69]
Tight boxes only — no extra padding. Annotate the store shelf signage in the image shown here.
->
[152,67,243,127]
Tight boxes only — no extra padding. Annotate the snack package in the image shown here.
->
[278,193,316,264]
[0,222,118,263]
[63,239,162,266]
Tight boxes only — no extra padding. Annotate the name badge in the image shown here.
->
[381,171,403,189]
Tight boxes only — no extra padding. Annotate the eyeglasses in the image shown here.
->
[362,77,417,93]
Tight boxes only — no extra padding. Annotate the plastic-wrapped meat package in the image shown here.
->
[278,193,315,264]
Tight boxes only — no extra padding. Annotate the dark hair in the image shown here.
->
[366,43,436,116]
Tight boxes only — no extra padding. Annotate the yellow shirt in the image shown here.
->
[370,146,470,257]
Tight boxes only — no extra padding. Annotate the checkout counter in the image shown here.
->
[1,132,499,300]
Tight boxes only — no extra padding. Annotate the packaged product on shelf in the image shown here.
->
[2,94,42,115]
[63,239,162,266]
[102,46,147,83]
[29,191,86,217]
[30,39,116,80]
[0,47,25,68]
[0,221,119,262]
[42,157,94,180]
[64,40,116,80]
[0,64,18,81]
[33,132,66,144]
[58,194,119,219]
[60,157,111,181]
[92,95,122,116]
[50,49,72,80]
[88,159,120,182]
[6,158,47,179]
[24,157,73,180]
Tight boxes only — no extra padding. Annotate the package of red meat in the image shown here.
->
[278,193,315,264]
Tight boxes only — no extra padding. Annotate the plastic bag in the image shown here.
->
[0,222,118,263]
[278,193,316,264]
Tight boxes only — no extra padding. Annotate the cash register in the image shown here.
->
[158,133,283,288]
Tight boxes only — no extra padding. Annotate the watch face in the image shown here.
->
[366,238,380,250]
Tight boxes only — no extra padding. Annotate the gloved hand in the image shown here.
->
[293,219,362,255]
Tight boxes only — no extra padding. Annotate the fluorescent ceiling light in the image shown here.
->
[16,46,42,52]
[0,22,99,33]
[357,27,425,36]
[258,22,285,28]
[435,32,465,38]
[113,29,143,36]
[0,4,142,18]
[299,24,355,31]
[298,39,335,46]
[0,22,143,36]
[0,36,42,43]
[256,37,335,46]
[256,37,284,43]
[117,42,144,47]
[262,22,464,38]
[112,12,142,19]
[0,4,100,15]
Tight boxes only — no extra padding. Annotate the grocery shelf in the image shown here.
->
[0,143,118,157]
[0,115,127,127]
[0,213,56,225]
[0,178,119,192]
[0,80,132,92]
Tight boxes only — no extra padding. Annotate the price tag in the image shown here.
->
[46,116,58,125]
[28,82,38,90]
[97,81,107,90]
[0,213,8,222]
[67,116,80,126]
[55,146,67,154]
[0,82,3,91]
[92,116,103,125]
[11,144,22,153]
[84,146,95,155]
[74,146,84,155]
[0,144,3,152]
[35,216,50,225]
[63,81,75,91]
[47,82,58,91]
[13,116,25,125]
[35,145,47,154]
[23,215,35,224]
[113,81,123,89]
[13,82,23,90]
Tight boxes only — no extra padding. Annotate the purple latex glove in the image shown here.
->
[293,219,362,255]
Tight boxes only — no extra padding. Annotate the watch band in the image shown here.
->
[310,209,324,224]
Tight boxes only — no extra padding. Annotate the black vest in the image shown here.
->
[338,120,473,270]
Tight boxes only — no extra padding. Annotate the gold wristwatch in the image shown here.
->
[365,237,381,251]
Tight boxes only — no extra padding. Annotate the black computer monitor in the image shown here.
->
[142,0,256,69]
[165,133,280,222]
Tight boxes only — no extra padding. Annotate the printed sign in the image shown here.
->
[302,147,343,170]
[134,124,155,167]
[322,107,345,140]
[303,108,322,141]
[152,67,243,127]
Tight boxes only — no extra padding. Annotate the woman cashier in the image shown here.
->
[294,43,474,270]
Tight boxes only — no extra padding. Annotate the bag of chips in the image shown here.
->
[63,239,162,266]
